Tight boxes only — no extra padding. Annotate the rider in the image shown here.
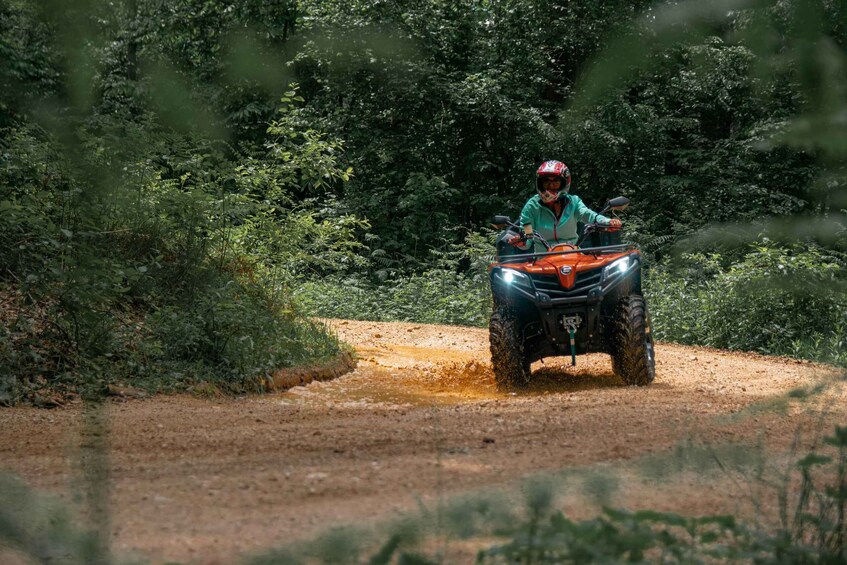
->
[508,160,621,251]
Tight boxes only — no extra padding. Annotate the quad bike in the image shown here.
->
[488,196,655,389]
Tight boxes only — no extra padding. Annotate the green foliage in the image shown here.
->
[646,242,847,365]
[478,507,744,563]
[0,84,356,401]
[290,0,656,259]
[147,282,343,382]
[0,0,379,403]
[0,1,60,125]
[285,0,845,267]
[294,229,494,327]
[5,0,846,397]
[295,270,491,327]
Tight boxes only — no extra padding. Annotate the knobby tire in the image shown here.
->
[611,294,656,386]
[489,307,531,390]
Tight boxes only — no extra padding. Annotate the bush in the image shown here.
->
[0,100,354,403]
[646,243,847,366]
[294,229,495,327]
[296,270,491,327]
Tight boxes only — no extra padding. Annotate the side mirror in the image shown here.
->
[491,215,512,228]
[606,196,630,211]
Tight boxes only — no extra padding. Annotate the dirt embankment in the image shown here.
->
[1,319,844,564]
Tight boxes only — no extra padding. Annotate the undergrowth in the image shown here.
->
[0,93,356,405]
[296,239,847,368]
[645,243,847,367]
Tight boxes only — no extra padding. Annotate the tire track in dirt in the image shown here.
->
[1,319,844,564]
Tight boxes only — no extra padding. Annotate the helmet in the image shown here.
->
[536,160,572,203]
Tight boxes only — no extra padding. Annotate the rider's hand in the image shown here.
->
[607,219,622,229]
[506,234,526,247]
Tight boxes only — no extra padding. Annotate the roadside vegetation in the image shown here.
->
[0,4,364,404]
[0,91,354,403]
[2,0,847,560]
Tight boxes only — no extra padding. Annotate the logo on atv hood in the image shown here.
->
[560,266,572,275]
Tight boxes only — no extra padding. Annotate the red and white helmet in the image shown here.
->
[536,160,572,202]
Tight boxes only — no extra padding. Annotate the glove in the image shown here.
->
[607,219,622,229]
[506,233,526,247]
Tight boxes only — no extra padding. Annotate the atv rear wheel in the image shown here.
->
[489,307,531,389]
[611,294,656,386]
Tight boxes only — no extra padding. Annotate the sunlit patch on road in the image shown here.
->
[279,350,634,407]
[279,362,502,407]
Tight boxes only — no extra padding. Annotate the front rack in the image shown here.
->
[496,243,636,264]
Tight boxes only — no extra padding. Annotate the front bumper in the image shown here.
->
[490,254,639,307]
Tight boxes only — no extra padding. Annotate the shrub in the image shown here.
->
[0,96,355,403]
[294,229,495,327]
[296,270,491,327]
[646,243,847,366]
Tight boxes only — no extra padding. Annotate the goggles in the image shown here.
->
[539,177,563,191]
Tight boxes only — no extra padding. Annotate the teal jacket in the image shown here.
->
[517,194,611,250]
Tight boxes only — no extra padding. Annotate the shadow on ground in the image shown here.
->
[524,367,624,394]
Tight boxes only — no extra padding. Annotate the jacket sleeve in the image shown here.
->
[516,199,536,251]
[573,196,611,225]
[519,198,535,228]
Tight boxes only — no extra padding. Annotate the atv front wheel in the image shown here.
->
[611,295,656,386]
[489,307,531,389]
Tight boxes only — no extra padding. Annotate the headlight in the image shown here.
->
[500,268,527,285]
[602,256,632,281]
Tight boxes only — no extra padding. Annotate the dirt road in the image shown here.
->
[1,319,844,564]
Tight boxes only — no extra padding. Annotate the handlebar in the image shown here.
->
[504,220,553,251]
[504,219,622,251]
[498,243,636,264]
[576,221,621,247]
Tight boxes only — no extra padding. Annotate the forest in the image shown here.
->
[4,1,847,563]
[1,0,846,402]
